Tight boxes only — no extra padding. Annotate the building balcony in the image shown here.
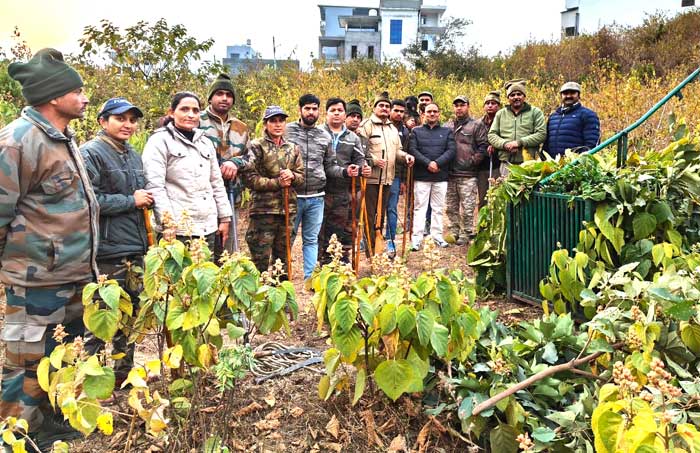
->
[418,25,446,35]
[338,15,380,30]
[420,0,447,14]
[319,36,345,48]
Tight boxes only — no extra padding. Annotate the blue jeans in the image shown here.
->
[385,177,401,241]
[292,196,325,279]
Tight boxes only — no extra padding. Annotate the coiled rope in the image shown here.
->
[251,341,323,384]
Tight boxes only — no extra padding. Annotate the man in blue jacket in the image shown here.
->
[543,81,601,157]
[408,103,456,250]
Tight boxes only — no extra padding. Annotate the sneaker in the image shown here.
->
[411,242,422,252]
[386,240,396,259]
[455,237,467,246]
[434,238,449,248]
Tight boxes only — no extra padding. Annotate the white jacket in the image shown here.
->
[143,123,232,236]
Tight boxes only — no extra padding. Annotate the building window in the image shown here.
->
[368,46,374,59]
[351,45,358,59]
[564,26,577,37]
[421,40,428,51]
[421,15,427,25]
[390,19,402,44]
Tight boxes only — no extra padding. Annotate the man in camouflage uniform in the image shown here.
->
[0,49,99,447]
[319,98,367,264]
[242,106,304,278]
[445,95,488,245]
[199,73,249,258]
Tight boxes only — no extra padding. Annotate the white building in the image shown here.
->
[319,0,446,63]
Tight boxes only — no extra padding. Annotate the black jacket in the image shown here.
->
[322,124,365,193]
[408,123,456,182]
[80,132,149,261]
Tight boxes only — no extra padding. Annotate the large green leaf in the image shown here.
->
[489,423,518,453]
[83,367,115,400]
[595,204,624,253]
[98,284,121,310]
[333,297,358,332]
[396,305,416,337]
[193,265,217,297]
[594,409,623,453]
[332,326,363,359]
[267,286,286,313]
[632,212,657,240]
[378,303,397,334]
[373,359,414,401]
[85,309,120,342]
[436,276,460,318]
[430,322,449,357]
[416,310,434,346]
[681,323,700,355]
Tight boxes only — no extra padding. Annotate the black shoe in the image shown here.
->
[31,412,84,451]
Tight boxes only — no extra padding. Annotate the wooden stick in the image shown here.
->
[351,176,357,270]
[401,166,412,257]
[471,342,623,417]
[284,187,292,280]
[143,208,155,247]
[373,159,386,255]
[354,177,367,273]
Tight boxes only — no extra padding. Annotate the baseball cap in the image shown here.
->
[98,97,143,119]
[263,105,288,121]
[452,95,469,104]
[560,81,582,93]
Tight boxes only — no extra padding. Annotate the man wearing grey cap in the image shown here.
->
[80,97,152,386]
[1,48,98,447]
[543,81,600,157]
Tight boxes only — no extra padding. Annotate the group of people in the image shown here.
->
[0,48,601,448]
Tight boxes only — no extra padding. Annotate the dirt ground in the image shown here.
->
[0,209,538,452]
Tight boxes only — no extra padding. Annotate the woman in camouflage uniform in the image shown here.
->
[242,106,304,279]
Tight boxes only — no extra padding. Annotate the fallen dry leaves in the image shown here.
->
[325,414,340,439]
[387,434,408,452]
[235,401,263,417]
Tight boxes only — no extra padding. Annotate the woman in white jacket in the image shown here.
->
[142,92,232,253]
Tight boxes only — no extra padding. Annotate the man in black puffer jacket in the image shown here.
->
[80,97,153,383]
[408,102,456,250]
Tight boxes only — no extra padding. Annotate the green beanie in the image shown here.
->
[484,91,501,105]
[207,73,235,102]
[347,99,363,118]
[8,48,83,106]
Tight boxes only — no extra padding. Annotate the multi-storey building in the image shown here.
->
[318,0,446,63]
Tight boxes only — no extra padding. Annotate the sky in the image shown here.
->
[0,0,693,69]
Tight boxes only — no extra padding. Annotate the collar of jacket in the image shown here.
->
[165,121,205,144]
[369,113,391,126]
[558,102,582,114]
[322,123,347,137]
[22,106,73,142]
[506,102,532,116]
[96,129,128,153]
[453,116,471,130]
[203,106,231,125]
[422,121,442,130]
[263,130,288,146]
[481,113,495,127]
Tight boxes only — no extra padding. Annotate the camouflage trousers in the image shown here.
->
[85,256,143,379]
[246,214,295,279]
[319,191,353,265]
[446,176,479,240]
[0,283,85,431]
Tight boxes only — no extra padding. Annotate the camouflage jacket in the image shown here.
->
[0,107,100,287]
[285,121,344,197]
[357,114,408,185]
[321,124,364,194]
[199,107,249,195]
[242,132,304,216]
